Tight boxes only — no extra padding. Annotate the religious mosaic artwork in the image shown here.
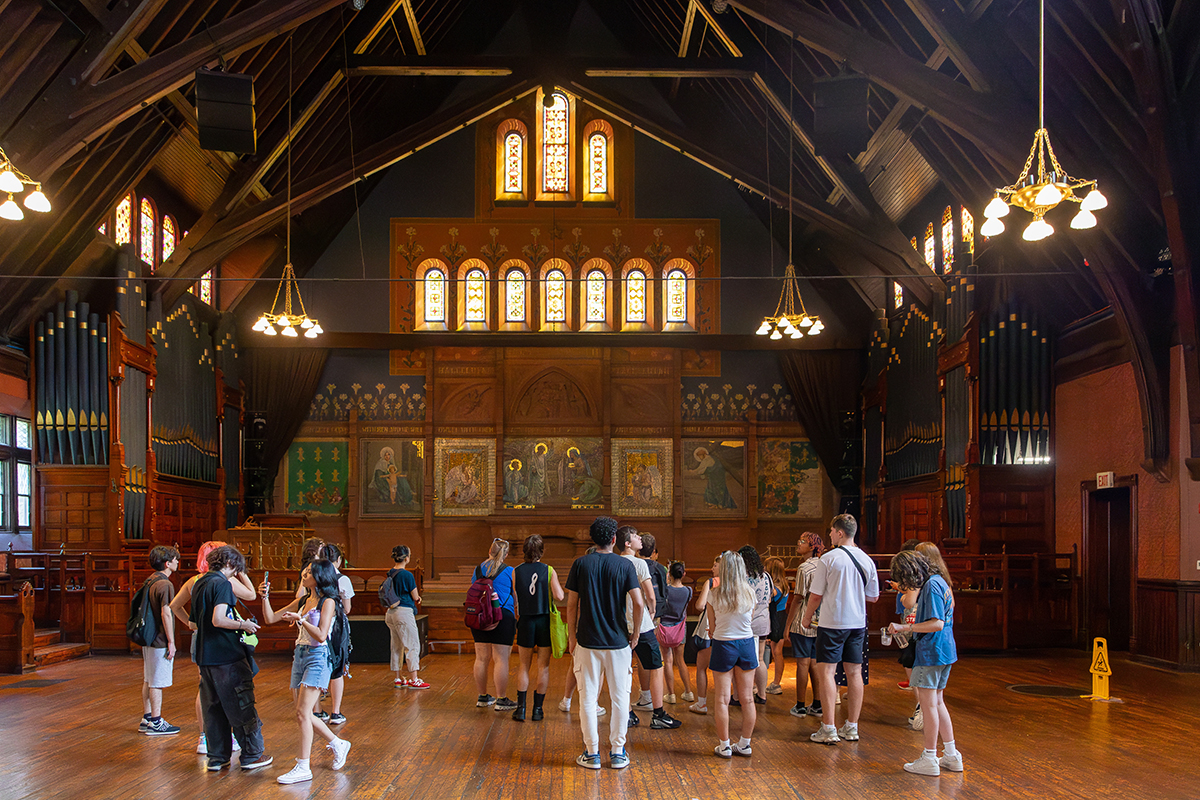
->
[501,437,603,509]
[360,439,424,517]
[611,438,673,517]
[682,439,746,518]
[284,439,349,517]
[756,439,821,518]
[434,438,495,516]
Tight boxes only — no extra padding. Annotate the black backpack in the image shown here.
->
[127,574,168,647]
[378,569,403,608]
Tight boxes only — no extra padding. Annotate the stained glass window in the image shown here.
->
[424,269,446,322]
[586,270,606,322]
[910,236,918,252]
[626,270,646,323]
[17,461,31,527]
[941,206,954,274]
[542,92,569,194]
[588,133,607,194]
[924,223,935,270]
[666,269,687,323]
[465,269,486,323]
[545,269,567,322]
[115,195,132,245]
[197,269,213,305]
[98,222,107,236]
[894,281,903,310]
[504,132,523,194]
[962,207,975,255]
[505,269,525,322]
[140,197,155,267]
[162,216,176,261]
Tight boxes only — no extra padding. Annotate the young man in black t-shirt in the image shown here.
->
[192,545,272,772]
[565,517,644,770]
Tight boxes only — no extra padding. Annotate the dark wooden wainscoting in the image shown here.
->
[1134,579,1200,671]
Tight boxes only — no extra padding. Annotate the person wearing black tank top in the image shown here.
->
[511,535,564,721]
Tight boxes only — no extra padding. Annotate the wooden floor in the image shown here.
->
[1,649,1197,799]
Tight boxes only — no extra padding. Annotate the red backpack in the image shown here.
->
[464,567,503,631]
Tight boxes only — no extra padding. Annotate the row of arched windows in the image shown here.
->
[97,192,213,305]
[897,205,976,310]
[415,257,695,333]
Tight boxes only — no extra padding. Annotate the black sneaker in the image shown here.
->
[650,712,681,729]
[729,697,741,707]
[807,703,823,717]
[512,705,526,721]
[531,707,544,721]
[628,710,639,727]
[206,759,230,771]
[313,711,330,720]
[494,698,518,712]
[754,695,766,705]
[328,713,347,725]
[143,718,181,736]
[790,703,809,718]
[476,694,496,707]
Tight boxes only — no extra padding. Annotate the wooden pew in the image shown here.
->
[0,582,36,673]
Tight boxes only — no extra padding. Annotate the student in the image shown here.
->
[888,548,962,777]
[558,546,607,718]
[321,543,354,724]
[566,517,644,770]
[784,531,824,718]
[688,555,720,715]
[738,545,773,704]
[472,538,516,711]
[762,556,789,696]
[657,561,693,705]
[169,539,256,756]
[383,545,427,689]
[634,534,669,710]
[708,551,758,758]
[512,534,564,721]
[260,559,352,785]
[138,545,180,736]
[191,545,272,772]
[617,526,681,730]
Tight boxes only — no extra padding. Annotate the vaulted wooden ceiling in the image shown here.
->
[0,0,1196,391]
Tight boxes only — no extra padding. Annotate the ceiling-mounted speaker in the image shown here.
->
[812,74,870,158]
[195,68,257,155]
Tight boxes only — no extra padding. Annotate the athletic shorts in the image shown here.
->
[290,644,332,690]
[709,637,759,673]
[633,629,663,670]
[912,664,952,690]
[768,609,787,643]
[816,627,866,665]
[471,607,517,646]
[142,646,173,689]
[516,613,551,649]
[789,632,816,659]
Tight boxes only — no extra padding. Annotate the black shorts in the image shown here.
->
[816,627,866,665]
[898,640,916,669]
[633,629,663,670]
[516,613,551,649]
[789,632,816,659]
[471,607,516,646]
[769,609,787,643]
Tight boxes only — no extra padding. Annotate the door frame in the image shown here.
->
[1080,474,1138,650]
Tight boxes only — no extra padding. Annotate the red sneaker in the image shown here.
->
[408,679,432,690]
[897,681,910,689]
[394,678,409,688]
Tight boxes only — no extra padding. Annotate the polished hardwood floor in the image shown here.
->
[0,648,1196,799]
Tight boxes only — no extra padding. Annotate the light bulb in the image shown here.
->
[984,195,1009,219]
[800,316,813,327]
[777,315,788,326]
[1034,183,1063,207]
[281,325,299,337]
[300,317,314,329]
[1080,187,1107,212]
[304,327,318,338]
[0,195,23,220]
[276,314,291,327]
[789,328,803,339]
[769,329,782,340]
[980,216,1005,237]
[313,324,323,334]
[23,187,50,213]
[810,324,823,335]
[0,169,22,194]
[1070,209,1097,230]
[262,324,278,336]
[1022,218,1053,241]
[755,322,770,336]
[252,315,270,332]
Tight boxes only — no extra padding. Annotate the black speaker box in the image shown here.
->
[195,68,257,154]
[813,74,870,157]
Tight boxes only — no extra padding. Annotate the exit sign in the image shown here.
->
[1097,471,1115,489]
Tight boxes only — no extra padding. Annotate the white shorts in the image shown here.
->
[142,646,173,689]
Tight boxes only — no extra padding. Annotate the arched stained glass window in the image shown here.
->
[424,269,446,322]
[586,270,606,322]
[941,206,954,274]
[465,269,486,322]
[503,132,523,194]
[961,207,975,256]
[193,269,213,305]
[140,198,155,267]
[588,133,607,194]
[665,269,687,323]
[542,92,570,193]
[910,236,918,252]
[894,281,904,310]
[626,270,647,323]
[924,223,935,270]
[162,217,176,261]
[545,269,567,322]
[98,222,107,236]
[505,269,526,323]
[115,195,132,245]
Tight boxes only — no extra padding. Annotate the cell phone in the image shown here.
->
[264,571,269,583]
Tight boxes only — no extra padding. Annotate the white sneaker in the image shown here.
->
[328,738,352,770]
[713,742,732,758]
[909,708,924,731]
[558,698,572,713]
[837,722,860,742]
[277,761,313,785]
[904,754,941,776]
[731,741,752,757]
[835,691,842,705]
[765,683,783,695]
[633,699,653,711]
[810,725,840,745]
[196,735,207,755]
[595,705,607,717]
[681,692,695,702]
[688,701,708,715]
[939,752,964,772]
[664,693,677,704]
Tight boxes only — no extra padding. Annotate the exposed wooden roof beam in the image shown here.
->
[345,54,754,80]
[78,0,172,84]
[901,0,992,92]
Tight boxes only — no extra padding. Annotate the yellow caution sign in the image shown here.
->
[1086,637,1111,700]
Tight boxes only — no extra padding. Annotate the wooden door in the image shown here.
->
[1086,486,1133,650]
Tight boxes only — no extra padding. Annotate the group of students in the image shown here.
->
[133,537,357,786]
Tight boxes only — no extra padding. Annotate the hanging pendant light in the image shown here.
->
[0,148,51,221]
[982,0,1104,239]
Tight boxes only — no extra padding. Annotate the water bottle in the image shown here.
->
[880,626,893,647]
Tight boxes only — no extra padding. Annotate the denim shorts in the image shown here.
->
[290,644,332,690]
[911,664,952,690]
[709,637,759,673]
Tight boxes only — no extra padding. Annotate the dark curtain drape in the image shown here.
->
[243,347,330,500]
[778,350,866,476]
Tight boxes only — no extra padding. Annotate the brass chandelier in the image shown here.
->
[980,0,1106,241]
[0,145,51,221]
